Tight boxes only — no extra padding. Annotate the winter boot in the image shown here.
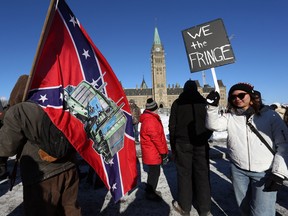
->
[145,184,162,202]
[172,200,190,216]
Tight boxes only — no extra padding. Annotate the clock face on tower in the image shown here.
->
[155,47,160,52]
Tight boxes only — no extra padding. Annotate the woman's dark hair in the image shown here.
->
[250,93,263,115]
[284,108,288,127]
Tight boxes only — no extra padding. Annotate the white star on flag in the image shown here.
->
[69,15,78,27]
[39,94,48,103]
[108,159,114,166]
[91,79,98,87]
[60,92,63,101]
[82,49,90,59]
[111,183,117,191]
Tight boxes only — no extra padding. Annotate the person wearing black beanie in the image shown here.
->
[228,82,254,97]
[206,82,288,216]
[139,98,168,201]
[145,98,158,111]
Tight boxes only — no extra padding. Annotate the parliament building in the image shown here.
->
[124,27,227,110]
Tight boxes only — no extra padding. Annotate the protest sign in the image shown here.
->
[182,18,235,73]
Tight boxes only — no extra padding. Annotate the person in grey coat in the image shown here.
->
[0,75,81,216]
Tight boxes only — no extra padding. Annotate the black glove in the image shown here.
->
[264,174,284,192]
[206,90,220,106]
[161,154,169,165]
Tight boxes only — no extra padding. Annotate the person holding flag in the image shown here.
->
[1,0,138,214]
[0,74,81,216]
[23,0,137,203]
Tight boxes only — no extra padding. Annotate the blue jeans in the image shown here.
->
[231,163,277,216]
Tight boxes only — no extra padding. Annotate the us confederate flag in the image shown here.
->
[26,0,137,202]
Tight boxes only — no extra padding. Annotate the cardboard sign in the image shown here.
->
[182,18,235,72]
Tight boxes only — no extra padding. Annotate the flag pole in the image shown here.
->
[22,0,57,101]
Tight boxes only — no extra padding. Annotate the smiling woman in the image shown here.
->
[206,82,288,216]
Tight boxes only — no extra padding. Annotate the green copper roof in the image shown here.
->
[154,27,161,45]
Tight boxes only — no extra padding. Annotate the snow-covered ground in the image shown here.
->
[1,112,287,216]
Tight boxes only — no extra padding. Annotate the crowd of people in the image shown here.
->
[1,77,288,216]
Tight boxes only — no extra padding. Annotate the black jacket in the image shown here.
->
[169,90,212,151]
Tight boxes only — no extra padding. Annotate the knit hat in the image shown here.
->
[183,80,197,92]
[228,82,254,96]
[145,98,158,111]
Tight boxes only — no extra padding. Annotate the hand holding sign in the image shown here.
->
[206,90,220,106]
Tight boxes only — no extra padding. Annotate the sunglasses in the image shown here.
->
[229,93,248,101]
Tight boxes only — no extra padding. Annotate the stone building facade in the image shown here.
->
[124,27,227,110]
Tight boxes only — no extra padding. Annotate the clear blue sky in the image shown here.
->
[1,0,287,105]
